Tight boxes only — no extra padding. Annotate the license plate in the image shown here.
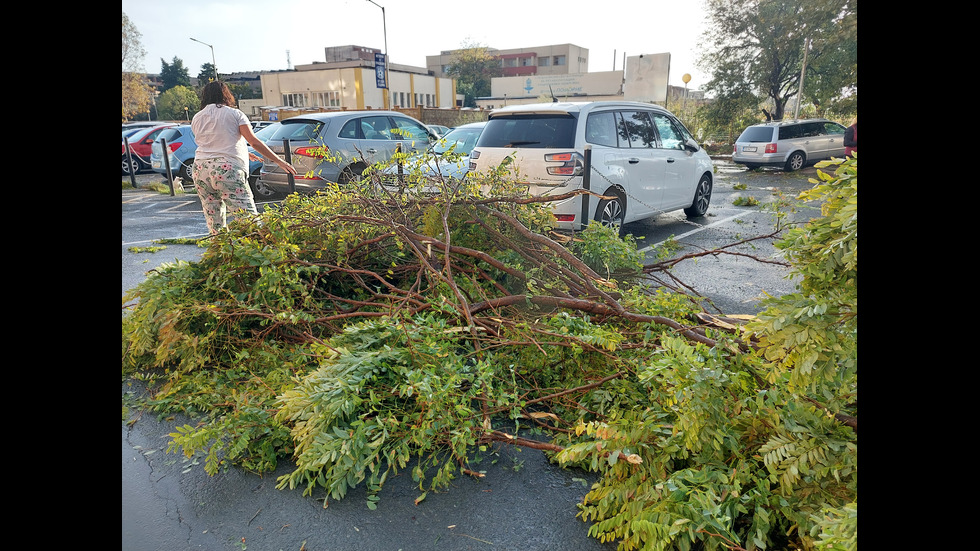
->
[742,146,757,152]
[152,161,161,169]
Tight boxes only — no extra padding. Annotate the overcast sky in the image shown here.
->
[123,0,711,90]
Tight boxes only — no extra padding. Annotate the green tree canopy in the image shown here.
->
[157,85,199,121]
[446,42,501,107]
[160,57,192,91]
[197,63,219,84]
[700,0,856,122]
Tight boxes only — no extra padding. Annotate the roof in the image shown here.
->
[488,100,673,117]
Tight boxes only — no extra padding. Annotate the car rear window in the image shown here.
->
[478,114,577,149]
[738,127,775,142]
[268,120,324,144]
[158,129,182,142]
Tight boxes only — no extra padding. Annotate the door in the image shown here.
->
[614,110,664,221]
[822,122,847,158]
[651,113,696,211]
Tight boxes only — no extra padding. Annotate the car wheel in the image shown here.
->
[249,168,281,200]
[339,163,366,185]
[177,161,194,183]
[684,175,712,218]
[595,190,626,236]
[122,155,140,176]
[785,151,806,171]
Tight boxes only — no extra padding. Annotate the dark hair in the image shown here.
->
[199,81,237,109]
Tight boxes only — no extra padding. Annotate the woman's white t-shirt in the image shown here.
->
[191,104,250,168]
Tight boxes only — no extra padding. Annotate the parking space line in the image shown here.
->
[637,212,756,253]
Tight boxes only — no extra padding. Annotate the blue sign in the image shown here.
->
[375,53,387,89]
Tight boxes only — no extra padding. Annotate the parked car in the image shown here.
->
[123,121,167,132]
[258,111,436,195]
[426,124,451,138]
[150,125,197,182]
[381,121,486,189]
[468,101,713,233]
[732,118,847,171]
[251,120,275,131]
[247,122,283,200]
[123,124,176,176]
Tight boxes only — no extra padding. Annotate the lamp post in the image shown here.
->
[365,0,390,109]
[682,73,691,116]
[190,37,218,81]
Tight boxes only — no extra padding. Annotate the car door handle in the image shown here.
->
[365,148,378,154]
[666,158,676,163]
[628,158,639,164]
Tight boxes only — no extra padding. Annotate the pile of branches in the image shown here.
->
[123,158,857,550]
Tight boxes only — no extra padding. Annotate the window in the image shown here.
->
[521,57,533,66]
[504,58,518,67]
[617,111,657,148]
[538,57,551,66]
[282,93,307,107]
[311,91,340,107]
[270,120,322,143]
[651,113,684,149]
[585,112,618,148]
[392,117,431,141]
[553,55,566,66]
[479,114,577,149]
[778,124,802,140]
[360,115,394,140]
[824,122,845,135]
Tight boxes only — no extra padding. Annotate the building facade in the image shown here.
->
[258,45,458,118]
[426,44,589,79]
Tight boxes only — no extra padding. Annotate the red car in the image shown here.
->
[123,124,175,175]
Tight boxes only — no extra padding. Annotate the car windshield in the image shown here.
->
[432,126,484,156]
[738,127,775,143]
[478,114,577,148]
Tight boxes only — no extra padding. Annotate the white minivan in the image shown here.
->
[468,101,714,233]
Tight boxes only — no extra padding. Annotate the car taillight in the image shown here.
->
[765,143,777,154]
[545,152,583,176]
[554,214,575,222]
[168,142,182,152]
[294,145,330,158]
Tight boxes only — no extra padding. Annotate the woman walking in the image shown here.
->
[191,81,296,234]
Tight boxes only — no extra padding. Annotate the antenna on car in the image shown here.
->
[549,85,558,103]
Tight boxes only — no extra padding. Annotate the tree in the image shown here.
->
[160,57,192,91]
[122,11,153,122]
[197,63,218,84]
[446,42,501,107]
[157,85,199,121]
[700,0,856,121]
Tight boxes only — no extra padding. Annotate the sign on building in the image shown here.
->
[375,53,387,89]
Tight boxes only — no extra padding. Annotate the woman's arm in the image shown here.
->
[240,124,297,175]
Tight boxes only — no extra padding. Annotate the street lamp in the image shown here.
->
[364,0,390,109]
[190,37,218,81]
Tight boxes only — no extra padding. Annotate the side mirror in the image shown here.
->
[684,138,700,152]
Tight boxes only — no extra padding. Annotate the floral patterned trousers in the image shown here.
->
[192,157,257,234]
